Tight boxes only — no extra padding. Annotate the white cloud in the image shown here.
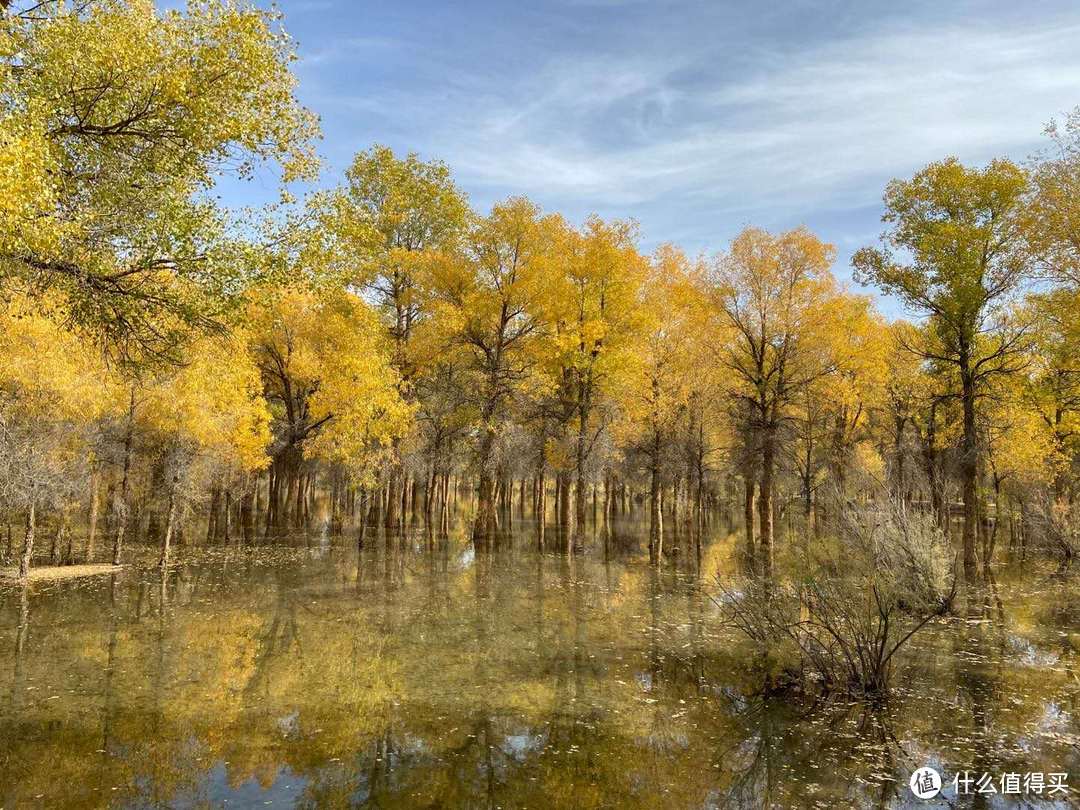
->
[297,4,1079,315]
[398,19,1080,221]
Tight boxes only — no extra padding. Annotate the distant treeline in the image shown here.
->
[0,1,1077,584]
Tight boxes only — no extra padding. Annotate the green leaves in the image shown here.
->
[855,158,1029,334]
[0,0,319,366]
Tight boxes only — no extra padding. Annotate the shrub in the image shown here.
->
[1036,499,1079,572]
[716,497,956,696]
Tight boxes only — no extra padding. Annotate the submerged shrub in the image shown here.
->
[716,497,956,697]
[1031,499,1079,572]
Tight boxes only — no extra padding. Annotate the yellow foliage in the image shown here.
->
[0,295,116,422]
[142,334,271,472]
[0,0,319,360]
[248,286,411,476]
[614,245,701,447]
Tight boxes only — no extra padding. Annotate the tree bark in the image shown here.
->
[758,421,776,575]
[960,362,979,581]
[17,502,36,582]
[159,477,178,569]
[113,387,136,566]
[86,466,100,563]
[649,456,663,565]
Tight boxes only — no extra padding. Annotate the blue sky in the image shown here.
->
[238,0,1080,315]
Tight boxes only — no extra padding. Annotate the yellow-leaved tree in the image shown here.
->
[709,226,837,572]
[853,158,1030,580]
[614,245,702,563]
[538,215,648,540]
[0,0,318,364]
[140,334,271,567]
[0,295,117,578]
[248,286,410,535]
[427,198,558,545]
[318,145,468,528]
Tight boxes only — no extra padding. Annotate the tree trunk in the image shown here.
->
[892,415,907,499]
[17,502,36,582]
[475,471,495,547]
[86,466,100,563]
[695,422,707,530]
[574,393,589,545]
[159,477,179,569]
[743,470,756,559]
[536,472,546,549]
[988,475,1002,565]
[440,470,451,535]
[425,464,438,523]
[960,365,979,581]
[385,461,401,530]
[758,422,776,575]
[473,428,497,547]
[357,488,369,551]
[241,487,254,544]
[921,400,947,532]
[206,487,220,543]
[801,471,812,522]
[254,470,264,518]
[113,387,136,566]
[63,512,74,564]
[264,463,278,537]
[49,518,60,565]
[649,458,663,565]
[293,470,305,529]
[411,474,421,524]
[223,488,232,543]
[557,470,572,539]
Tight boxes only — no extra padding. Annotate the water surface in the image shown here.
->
[1,519,1077,808]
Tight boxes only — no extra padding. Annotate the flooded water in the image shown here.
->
[1,518,1077,808]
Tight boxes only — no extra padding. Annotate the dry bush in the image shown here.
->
[716,497,956,696]
[1033,498,1079,572]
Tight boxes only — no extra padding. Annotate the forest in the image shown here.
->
[1,1,1079,806]
[1,0,1080,775]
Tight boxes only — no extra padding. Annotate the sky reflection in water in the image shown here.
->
[0,519,1077,808]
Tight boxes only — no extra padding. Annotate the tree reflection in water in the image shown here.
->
[0,519,1077,808]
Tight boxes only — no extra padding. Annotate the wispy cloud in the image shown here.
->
[281,0,1080,295]
[413,21,1080,218]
